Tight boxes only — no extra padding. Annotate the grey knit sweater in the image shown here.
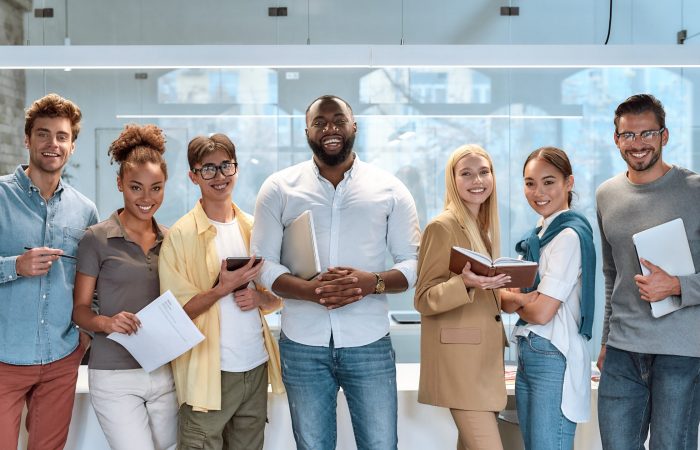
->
[596,165,700,357]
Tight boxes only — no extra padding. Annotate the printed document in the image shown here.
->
[108,290,205,372]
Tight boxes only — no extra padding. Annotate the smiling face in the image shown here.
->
[188,149,237,202]
[24,117,75,176]
[305,97,357,166]
[118,161,166,222]
[614,110,668,175]
[454,154,494,216]
[523,157,573,219]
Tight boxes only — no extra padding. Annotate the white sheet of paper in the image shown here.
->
[107,290,205,372]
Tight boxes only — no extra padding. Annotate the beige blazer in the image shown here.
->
[414,209,507,412]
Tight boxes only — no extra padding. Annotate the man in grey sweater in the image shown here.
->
[596,93,700,450]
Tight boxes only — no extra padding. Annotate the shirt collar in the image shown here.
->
[192,200,248,235]
[105,209,165,243]
[310,152,360,180]
[538,208,570,235]
[15,164,65,197]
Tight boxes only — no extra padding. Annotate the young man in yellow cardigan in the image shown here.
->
[159,134,283,450]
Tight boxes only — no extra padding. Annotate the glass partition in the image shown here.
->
[3,62,698,362]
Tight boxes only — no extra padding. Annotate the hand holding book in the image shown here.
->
[460,261,511,290]
[449,246,538,289]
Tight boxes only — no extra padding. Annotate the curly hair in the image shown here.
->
[108,124,167,179]
[25,93,82,141]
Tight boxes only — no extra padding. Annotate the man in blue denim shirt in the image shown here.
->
[0,93,98,450]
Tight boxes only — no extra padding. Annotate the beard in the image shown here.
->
[621,144,662,172]
[307,134,355,166]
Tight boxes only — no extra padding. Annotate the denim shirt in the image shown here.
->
[0,165,98,365]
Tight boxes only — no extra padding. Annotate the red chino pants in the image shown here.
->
[0,345,83,450]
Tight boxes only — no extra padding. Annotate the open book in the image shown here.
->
[449,246,538,288]
[632,218,695,318]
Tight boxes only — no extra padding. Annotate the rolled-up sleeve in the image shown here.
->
[536,229,581,303]
[386,181,420,287]
[251,177,291,290]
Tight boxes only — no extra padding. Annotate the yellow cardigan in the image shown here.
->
[159,201,284,412]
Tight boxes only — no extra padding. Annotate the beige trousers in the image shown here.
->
[450,409,504,450]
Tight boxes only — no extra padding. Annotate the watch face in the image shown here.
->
[375,274,386,294]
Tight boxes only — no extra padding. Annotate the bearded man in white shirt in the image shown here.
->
[251,95,420,450]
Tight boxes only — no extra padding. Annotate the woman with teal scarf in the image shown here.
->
[501,147,595,450]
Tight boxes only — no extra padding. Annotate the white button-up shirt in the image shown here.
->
[251,156,420,348]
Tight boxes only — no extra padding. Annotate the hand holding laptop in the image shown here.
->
[634,258,682,302]
[632,218,695,318]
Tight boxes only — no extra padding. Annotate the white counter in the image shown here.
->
[19,364,610,450]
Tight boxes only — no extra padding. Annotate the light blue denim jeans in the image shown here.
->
[278,332,398,450]
[516,333,576,450]
[598,345,700,450]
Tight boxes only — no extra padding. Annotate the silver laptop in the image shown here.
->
[281,210,322,280]
[632,218,695,318]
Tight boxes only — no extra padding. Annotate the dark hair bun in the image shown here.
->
[108,124,165,164]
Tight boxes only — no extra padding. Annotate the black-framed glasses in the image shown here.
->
[191,161,238,180]
[616,127,665,144]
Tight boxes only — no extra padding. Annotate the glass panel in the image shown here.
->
[4,64,698,363]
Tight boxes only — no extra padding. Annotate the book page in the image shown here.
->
[493,257,536,266]
[452,246,493,266]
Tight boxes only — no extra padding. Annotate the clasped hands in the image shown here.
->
[312,267,375,309]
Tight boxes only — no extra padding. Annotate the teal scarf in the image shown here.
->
[514,210,596,340]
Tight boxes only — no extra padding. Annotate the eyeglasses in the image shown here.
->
[615,127,665,144]
[191,161,238,180]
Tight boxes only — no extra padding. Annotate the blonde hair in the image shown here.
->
[444,144,500,257]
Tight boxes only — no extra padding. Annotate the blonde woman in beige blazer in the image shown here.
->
[415,144,510,450]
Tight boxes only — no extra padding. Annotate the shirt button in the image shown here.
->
[42,294,47,299]
[40,320,45,324]
[40,202,44,206]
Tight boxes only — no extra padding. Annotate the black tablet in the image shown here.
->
[226,256,262,271]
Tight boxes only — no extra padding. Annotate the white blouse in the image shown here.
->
[513,209,591,423]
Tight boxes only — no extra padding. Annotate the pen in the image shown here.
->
[23,247,77,260]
